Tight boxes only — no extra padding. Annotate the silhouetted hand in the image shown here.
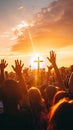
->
[47,51,66,90]
[0,59,8,71]
[0,59,8,84]
[12,60,28,95]
[47,65,53,72]
[12,60,24,75]
[47,50,56,65]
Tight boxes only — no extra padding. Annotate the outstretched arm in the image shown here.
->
[0,59,8,84]
[12,60,27,94]
[46,65,53,84]
[47,51,66,90]
[47,65,53,76]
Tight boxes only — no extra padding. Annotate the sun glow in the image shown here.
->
[30,53,45,69]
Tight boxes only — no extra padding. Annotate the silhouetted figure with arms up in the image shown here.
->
[11,60,28,95]
[0,59,8,85]
[0,59,34,130]
[47,51,66,90]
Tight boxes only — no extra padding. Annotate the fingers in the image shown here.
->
[1,59,6,64]
[0,59,24,71]
[11,65,15,70]
[47,57,50,61]
[47,50,56,65]
[15,60,23,66]
[15,60,19,65]
[1,59,4,63]
[21,64,24,68]
[20,60,21,66]
[12,60,24,71]
[5,63,8,68]
[0,59,8,68]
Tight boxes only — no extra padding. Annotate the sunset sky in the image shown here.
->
[0,0,73,72]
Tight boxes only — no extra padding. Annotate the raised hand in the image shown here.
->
[0,59,8,84]
[12,60,28,96]
[47,51,66,90]
[0,59,8,71]
[47,50,56,65]
[12,60,24,75]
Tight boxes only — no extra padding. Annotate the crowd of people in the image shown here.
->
[0,50,73,130]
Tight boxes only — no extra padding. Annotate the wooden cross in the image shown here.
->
[34,57,43,73]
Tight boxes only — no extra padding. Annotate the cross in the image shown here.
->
[34,57,43,73]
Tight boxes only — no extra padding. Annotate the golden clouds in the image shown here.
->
[11,0,73,54]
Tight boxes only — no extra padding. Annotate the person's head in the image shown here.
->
[28,87,43,106]
[52,90,69,105]
[46,85,57,105]
[48,98,73,130]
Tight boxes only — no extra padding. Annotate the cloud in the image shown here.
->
[12,0,73,54]
[18,6,24,10]
[33,0,73,25]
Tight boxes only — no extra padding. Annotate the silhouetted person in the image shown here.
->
[48,98,73,130]
[0,60,34,130]
[28,87,48,130]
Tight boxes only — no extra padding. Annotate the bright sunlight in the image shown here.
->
[30,53,45,69]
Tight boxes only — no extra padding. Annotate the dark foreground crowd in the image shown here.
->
[0,50,73,130]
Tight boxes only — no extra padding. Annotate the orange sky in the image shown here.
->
[0,0,73,72]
